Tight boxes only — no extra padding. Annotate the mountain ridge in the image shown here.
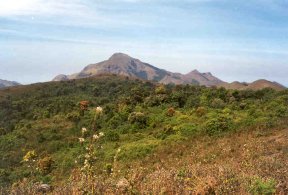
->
[53,52,286,90]
[53,53,223,86]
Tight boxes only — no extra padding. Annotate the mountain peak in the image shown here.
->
[188,69,200,74]
[52,53,224,87]
[109,53,132,60]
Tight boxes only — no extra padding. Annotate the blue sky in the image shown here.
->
[0,0,288,85]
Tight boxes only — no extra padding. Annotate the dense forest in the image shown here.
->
[0,75,287,194]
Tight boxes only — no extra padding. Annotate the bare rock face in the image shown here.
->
[52,53,224,86]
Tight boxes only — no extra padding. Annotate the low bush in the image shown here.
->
[204,114,233,136]
[128,112,147,128]
[249,177,276,195]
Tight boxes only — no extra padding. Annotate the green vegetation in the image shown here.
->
[249,177,277,195]
[0,75,287,193]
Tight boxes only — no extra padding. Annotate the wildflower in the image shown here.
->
[81,127,88,134]
[117,148,121,153]
[23,150,37,162]
[99,132,104,137]
[93,134,99,140]
[79,138,85,143]
[84,159,89,166]
[96,106,103,114]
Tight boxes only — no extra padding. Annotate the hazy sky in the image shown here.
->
[0,0,288,85]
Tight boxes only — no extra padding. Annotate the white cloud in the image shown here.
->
[0,0,154,28]
[0,0,39,15]
[0,0,94,17]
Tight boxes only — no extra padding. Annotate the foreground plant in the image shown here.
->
[76,128,105,193]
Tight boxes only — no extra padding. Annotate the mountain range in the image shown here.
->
[0,79,20,88]
[53,53,222,86]
[53,53,285,90]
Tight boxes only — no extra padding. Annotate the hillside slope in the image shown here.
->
[1,75,288,193]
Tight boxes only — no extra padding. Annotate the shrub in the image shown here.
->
[43,110,50,118]
[105,163,113,174]
[166,107,176,117]
[105,130,120,142]
[211,98,225,109]
[107,114,124,129]
[0,127,6,136]
[204,114,233,136]
[177,123,198,137]
[37,156,54,175]
[185,95,200,108]
[128,112,147,128]
[249,177,276,195]
[66,112,80,122]
[157,125,176,140]
[0,169,9,185]
[155,85,166,94]
[196,107,206,117]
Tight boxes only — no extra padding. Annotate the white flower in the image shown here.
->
[99,132,104,137]
[96,106,103,114]
[93,134,99,140]
[117,148,121,153]
[81,127,88,134]
[79,138,85,143]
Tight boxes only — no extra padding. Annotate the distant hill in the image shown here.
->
[53,53,224,86]
[218,79,286,91]
[0,79,20,88]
